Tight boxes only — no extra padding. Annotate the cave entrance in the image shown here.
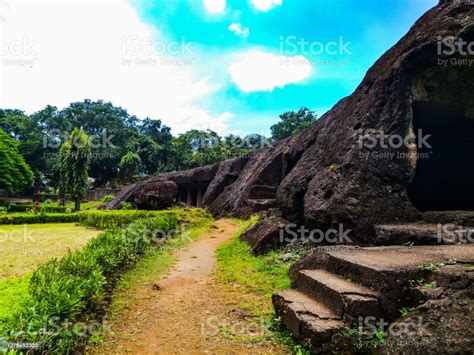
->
[408,101,474,211]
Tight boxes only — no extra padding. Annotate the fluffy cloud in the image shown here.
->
[228,23,249,38]
[0,0,231,135]
[228,50,312,92]
[204,0,226,14]
[251,0,282,12]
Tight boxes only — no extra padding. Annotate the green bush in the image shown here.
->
[118,201,133,210]
[0,212,179,353]
[0,213,79,225]
[8,204,67,213]
[77,210,166,229]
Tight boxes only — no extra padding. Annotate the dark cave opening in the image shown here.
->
[408,101,474,211]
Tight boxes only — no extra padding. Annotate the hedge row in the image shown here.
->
[7,204,67,213]
[77,210,167,229]
[0,211,180,353]
[0,213,79,225]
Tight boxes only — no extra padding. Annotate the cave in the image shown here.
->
[408,101,474,211]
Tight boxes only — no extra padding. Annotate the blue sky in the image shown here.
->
[1,0,437,136]
[130,0,437,135]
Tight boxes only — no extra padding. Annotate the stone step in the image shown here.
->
[272,289,345,347]
[422,211,474,227]
[294,269,382,319]
[374,223,474,245]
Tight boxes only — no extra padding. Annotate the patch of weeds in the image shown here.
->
[338,325,385,351]
[418,262,445,272]
[408,278,436,289]
[267,316,311,354]
[399,307,415,317]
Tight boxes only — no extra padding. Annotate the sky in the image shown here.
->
[0,0,438,136]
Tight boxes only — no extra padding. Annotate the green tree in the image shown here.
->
[0,128,34,194]
[59,128,92,211]
[119,151,142,183]
[270,107,317,141]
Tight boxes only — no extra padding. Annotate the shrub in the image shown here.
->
[8,204,67,213]
[0,213,79,225]
[100,194,115,204]
[77,210,157,229]
[0,212,180,353]
[118,201,133,210]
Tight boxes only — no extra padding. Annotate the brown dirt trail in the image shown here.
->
[92,219,288,354]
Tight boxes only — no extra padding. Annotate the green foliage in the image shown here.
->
[418,262,445,272]
[100,194,115,204]
[399,307,415,317]
[77,209,177,229]
[0,212,179,353]
[118,201,134,210]
[270,107,316,141]
[0,128,34,194]
[7,204,67,213]
[339,326,385,351]
[0,213,79,225]
[119,151,141,182]
[59,128,92,210]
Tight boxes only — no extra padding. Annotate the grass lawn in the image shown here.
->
[0,223,99,280]
[0,223,100,322]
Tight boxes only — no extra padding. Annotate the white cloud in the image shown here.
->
[0,0,231,135]
[228,50,312,92]
[204,0,226,14]
[228,23,249,38]
[251,0,282,12]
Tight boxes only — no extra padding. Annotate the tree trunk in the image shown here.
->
[75,198,81,212]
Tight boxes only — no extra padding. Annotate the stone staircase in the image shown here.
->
[273,243,474,350]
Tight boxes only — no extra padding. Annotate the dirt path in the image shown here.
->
[93,220,287,354]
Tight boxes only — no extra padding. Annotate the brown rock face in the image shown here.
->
[133,180,178,210]
[110,0,474,245]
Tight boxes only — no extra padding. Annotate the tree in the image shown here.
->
[59,128,92,211]
[0,128,34,194]
[119,151,142,183]
[270,107,317,141]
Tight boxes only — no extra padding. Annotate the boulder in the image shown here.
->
[133,180,178,210]
[240,217,289,255]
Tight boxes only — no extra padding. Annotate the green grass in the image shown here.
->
[0,223,99,279]
[215,216,291,318]
[215,217,309,353]
[0,275,30,324]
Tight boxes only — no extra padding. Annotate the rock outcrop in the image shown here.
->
[110,0,474,246]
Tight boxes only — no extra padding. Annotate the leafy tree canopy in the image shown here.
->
[270,107,317,141]
[0,128,34,194]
